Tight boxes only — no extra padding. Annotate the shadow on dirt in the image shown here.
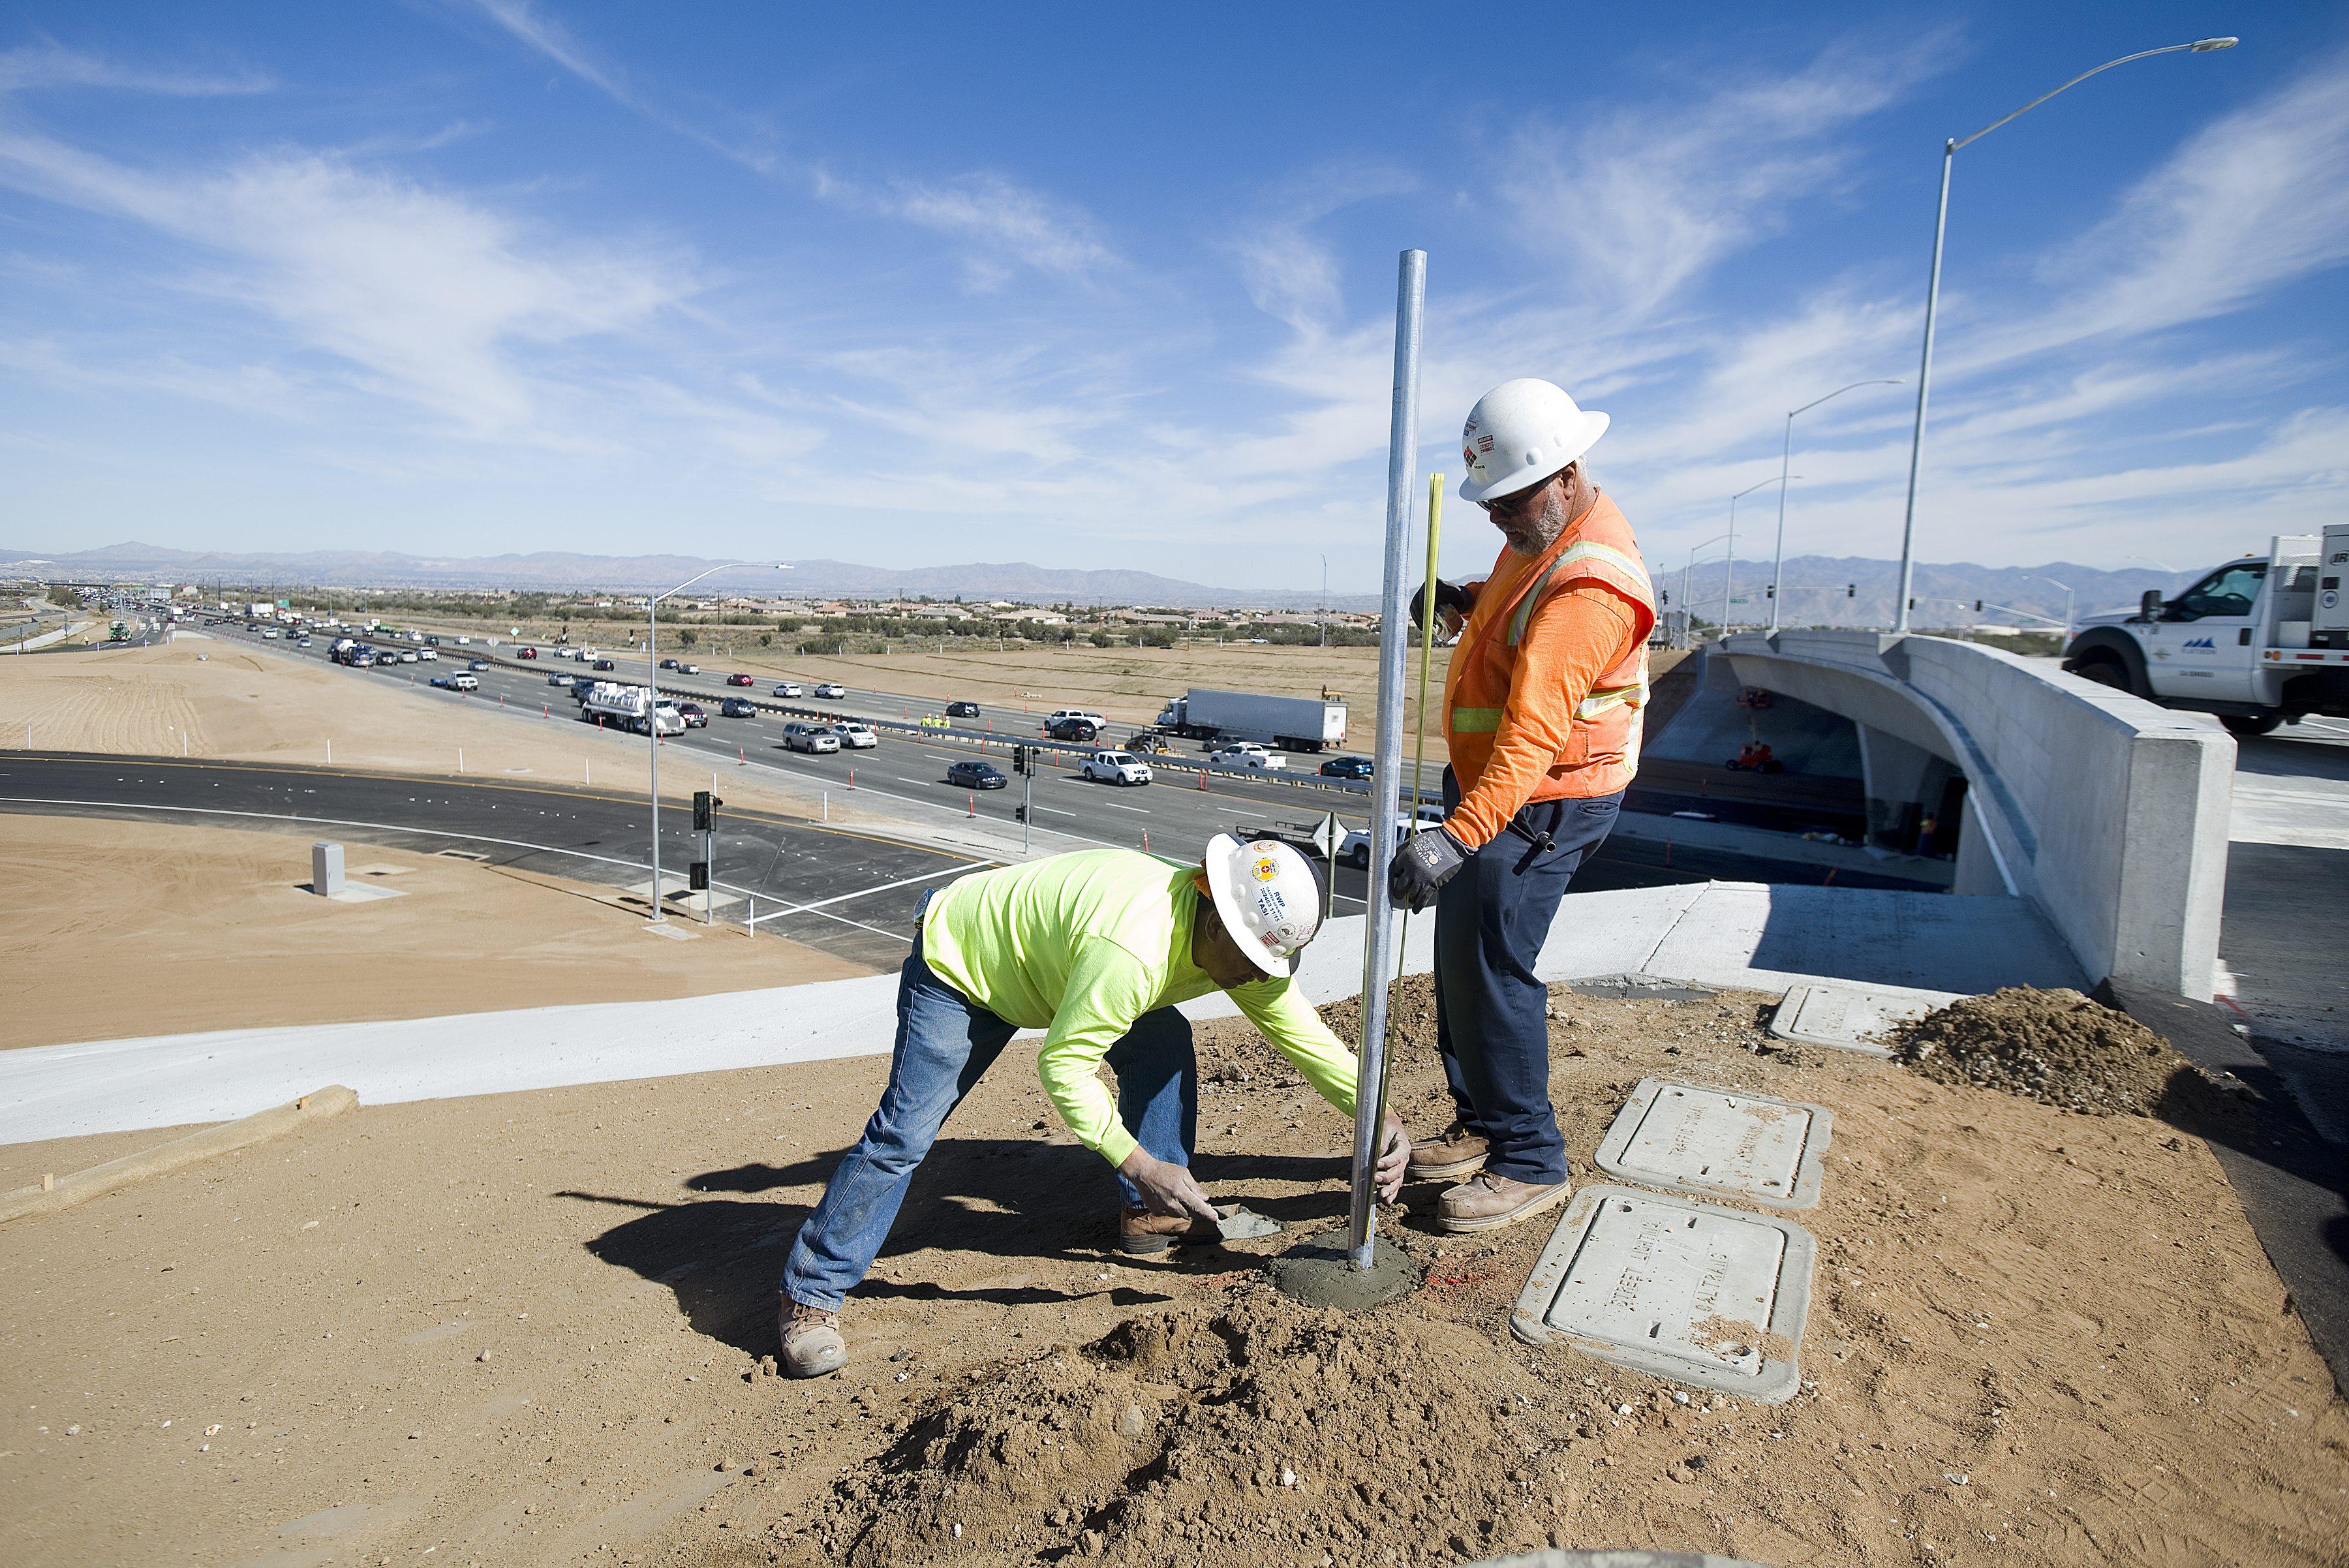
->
[558,1137,1349,1357]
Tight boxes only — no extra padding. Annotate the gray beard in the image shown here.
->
[1503,488,1569,557]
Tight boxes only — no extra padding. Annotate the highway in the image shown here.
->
[0,753,989,970]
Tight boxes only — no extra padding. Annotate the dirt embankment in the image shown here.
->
[6,977,2342,1568]
[0,814,864,1050]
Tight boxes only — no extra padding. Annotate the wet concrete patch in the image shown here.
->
[1267,1235,1420,1311]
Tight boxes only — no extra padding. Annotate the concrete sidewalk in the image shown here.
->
[0,881,2082,1146]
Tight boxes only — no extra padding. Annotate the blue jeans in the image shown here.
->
[1433,772,1622,1186]
[781,925,1197,1312]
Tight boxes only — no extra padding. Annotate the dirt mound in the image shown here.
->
[791,1283,1578,1566]
[1889,986,2194,1116]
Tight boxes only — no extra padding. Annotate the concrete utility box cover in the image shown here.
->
[1595,1079,1831,1209]
[1511,1186,1815,1402]
[1770,981,1956,1056]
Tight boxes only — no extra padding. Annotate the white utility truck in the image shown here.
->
[2063,527,2349,736]
[1154,688,1347,752]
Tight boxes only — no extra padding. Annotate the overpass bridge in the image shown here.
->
[1718,628,2234,1001]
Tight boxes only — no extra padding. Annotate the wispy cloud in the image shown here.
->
[0,40,273,97]
[1495,31,1959,315]
[866,172,1119,286]
[0,127,693,433]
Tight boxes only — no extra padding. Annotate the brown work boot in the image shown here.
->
[1437,1173,1571,1234]
[1118,1206,1220,1255]
[778,1297,846,1377]
[1408,1121,1489,1182]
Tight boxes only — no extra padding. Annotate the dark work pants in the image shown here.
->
[1432,771,1623,1186]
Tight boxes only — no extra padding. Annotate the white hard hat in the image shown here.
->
[1458,378,1610,504]
[1202,833,1325,978]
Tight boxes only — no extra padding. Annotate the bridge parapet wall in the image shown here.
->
[1721,630,2232,999]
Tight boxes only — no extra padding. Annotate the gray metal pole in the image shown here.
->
[1770,415,1792,634]
[1347,247,1424,1270]
[648,592,664,924]
[1897,142,1954,638]
[1721,495,1738,633]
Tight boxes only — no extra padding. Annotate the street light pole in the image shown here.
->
[1894,36,2238,634]
[1725,478,1792,634]
[1319,552,1328,648]
[2037,574,2076,644]
[1683,533,1732,645]
[1772,380,1901,632]
[646,562,786,925]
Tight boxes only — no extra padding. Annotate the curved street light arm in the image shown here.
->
[1775,379,1901,629]
[1954,38,2237,151]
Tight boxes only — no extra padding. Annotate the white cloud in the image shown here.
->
[0,127,694,433]
[0,40,272,97]
[1497,31,1960,315]
[876,172,1118,285]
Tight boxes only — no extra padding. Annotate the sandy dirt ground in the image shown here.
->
[3,978,2341,1568]
[0,642,898,829]
[0,814,867,1051]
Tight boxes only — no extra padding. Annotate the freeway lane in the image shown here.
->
[196,621,1387,901]
[0,754,991,971]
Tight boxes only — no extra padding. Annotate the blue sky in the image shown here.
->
[1,2,2344,592]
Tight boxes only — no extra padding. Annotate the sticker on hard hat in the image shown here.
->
[1250,855,1280,882]
[1476,433,1495,453]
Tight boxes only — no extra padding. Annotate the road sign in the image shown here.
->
[1311,810,1344,861]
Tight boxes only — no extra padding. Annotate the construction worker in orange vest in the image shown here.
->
[1390,378,1657,1234]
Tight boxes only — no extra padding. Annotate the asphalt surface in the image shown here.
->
[0,752,983,971]
[191,619,1400,897]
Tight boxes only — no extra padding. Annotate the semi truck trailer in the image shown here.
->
[2062,526,2349,737]
[1154,688,1347,752]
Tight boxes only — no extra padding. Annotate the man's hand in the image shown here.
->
[1389,825,1467,912]
[1118,1148,1221,1225]
[1375,1111,1410,1201]
[1409,579,1473,638]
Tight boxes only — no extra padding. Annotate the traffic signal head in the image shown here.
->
[688,861,710,891]
[1846,584,1855,598]
[693,790,719,831]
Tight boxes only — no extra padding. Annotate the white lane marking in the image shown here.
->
[745,863,989,926]
[1032,804,1079,817]
[1053,778,1150,814]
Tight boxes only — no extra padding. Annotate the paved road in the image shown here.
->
[0,753,989,971]
[193,619,1391,896]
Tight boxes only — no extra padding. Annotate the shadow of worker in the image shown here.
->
[557,1135,1182,1358]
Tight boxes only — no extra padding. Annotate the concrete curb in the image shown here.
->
[0,1084,358,1224]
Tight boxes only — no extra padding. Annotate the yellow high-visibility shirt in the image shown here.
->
[919,848,1360,1166]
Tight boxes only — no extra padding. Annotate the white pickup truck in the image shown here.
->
[2062,526,2349,736]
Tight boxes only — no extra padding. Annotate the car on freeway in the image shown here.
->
[451,674,479,692]
[733,674,760,688]
[1081,750,1152,786]
[397,649,419,663]
[416,647,438,661]
[947,760,1006,790]
[296,636,311,647]
[262,628,280,639]
[781,721,841,754]
[1318,755,1374,780]
[831,722,877,749]
[945,699,983,719]
[673,701,709,728]
[1337,805,1447,869]
[718,697,758,718]
[1044,715,1099,743]
[593,658,617,671]
[813,682,847,699]
[678,663,701,675]
[660,658,681,670]
[772,679,802,696]
[1206,743,1284,770]
[549,672,576,686]
[468,658,489,671]
[425,636,442,646]
[1047,707,1105,730]
[517,647,537,660]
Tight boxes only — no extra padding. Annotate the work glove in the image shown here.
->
[1388,825,1468,912]
[1408,579,1474,630]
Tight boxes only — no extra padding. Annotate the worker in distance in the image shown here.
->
[777,836,1411,1377]
[1389,378,1656,1235]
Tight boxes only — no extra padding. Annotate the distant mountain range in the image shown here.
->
[1,538,2196,626]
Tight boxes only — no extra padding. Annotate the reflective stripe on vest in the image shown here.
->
[1451,705,1503,733]
[1576,680,1648,721]
[1504,540,1654,646]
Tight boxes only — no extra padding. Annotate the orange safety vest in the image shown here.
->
[1443,493,1657,802]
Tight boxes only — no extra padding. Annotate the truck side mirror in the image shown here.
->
[2139,589,2166,621]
